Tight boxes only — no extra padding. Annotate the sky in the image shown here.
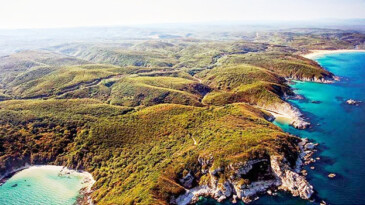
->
[0,0,364,29]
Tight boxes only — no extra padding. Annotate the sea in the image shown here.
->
[0,166,91,205]
[197,51,365,204]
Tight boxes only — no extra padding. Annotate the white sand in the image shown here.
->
[266,111,294,124]
[302,49,365,59]
[4,165,95,192]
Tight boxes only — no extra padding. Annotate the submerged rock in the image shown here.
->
[290,95,305,100]
[328,173,336,178]
[346,99,361,105]
[292,120,311,129]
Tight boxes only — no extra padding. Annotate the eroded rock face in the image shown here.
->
[233,159,268,175]
[288,75,335,84]
[270,156,313,199]
[179,172,195,189]
[175,139,315,205]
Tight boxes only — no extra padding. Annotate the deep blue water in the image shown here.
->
[198,52,365,205]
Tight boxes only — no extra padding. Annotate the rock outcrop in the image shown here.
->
[260,101,310,129]
[175,138,316,205]
[346,99,361,105]
[291,120,311,129]
[288,74,335,84]
[270,156,313,199]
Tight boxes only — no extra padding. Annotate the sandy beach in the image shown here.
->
[1,165,95,192]
[266,110,294,124]
[0,165,96,205]
[302,49,365,59]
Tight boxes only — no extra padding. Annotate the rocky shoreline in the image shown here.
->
[174,138,318,205]
[287,75,338,84]
[173,54,338,205]
[261,74,339,130]
[260,101,310,130]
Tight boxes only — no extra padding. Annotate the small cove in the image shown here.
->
[0,165,94,205]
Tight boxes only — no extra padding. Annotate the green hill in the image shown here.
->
[0,99,298,204]
[217,52,333,80]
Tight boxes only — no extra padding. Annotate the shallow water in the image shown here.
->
[0,166,90,205]
[198,52,365,204]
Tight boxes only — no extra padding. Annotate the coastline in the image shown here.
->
[259,102,310,129]
[0,165,95,205]
[266,110,294,124]
[179,50,354,204]
[302,49,365,59]
[271,49,365,127]
[176,138,317,205]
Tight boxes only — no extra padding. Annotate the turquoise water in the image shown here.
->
[0,166,91,205]
[198,52,365,204]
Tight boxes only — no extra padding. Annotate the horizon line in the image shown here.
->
[1,18,365,31]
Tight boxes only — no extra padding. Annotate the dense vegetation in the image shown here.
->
[0,28,364,204]
[0,99,299,204]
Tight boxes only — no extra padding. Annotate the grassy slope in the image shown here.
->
[217,52,333,80]
[0,50,88,88]
[8,64,125,98]
[108,76,208,107]
[0,99,299,204]
[196,63,291,106]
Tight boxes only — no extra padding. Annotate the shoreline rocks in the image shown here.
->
[259,101,311,130]
[287,75,336,84]
[175,139,316,205]
[292,120,311,129]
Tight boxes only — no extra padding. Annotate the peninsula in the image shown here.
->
[0,26,364,204]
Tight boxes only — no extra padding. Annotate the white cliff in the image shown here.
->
[175,139,316,205]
